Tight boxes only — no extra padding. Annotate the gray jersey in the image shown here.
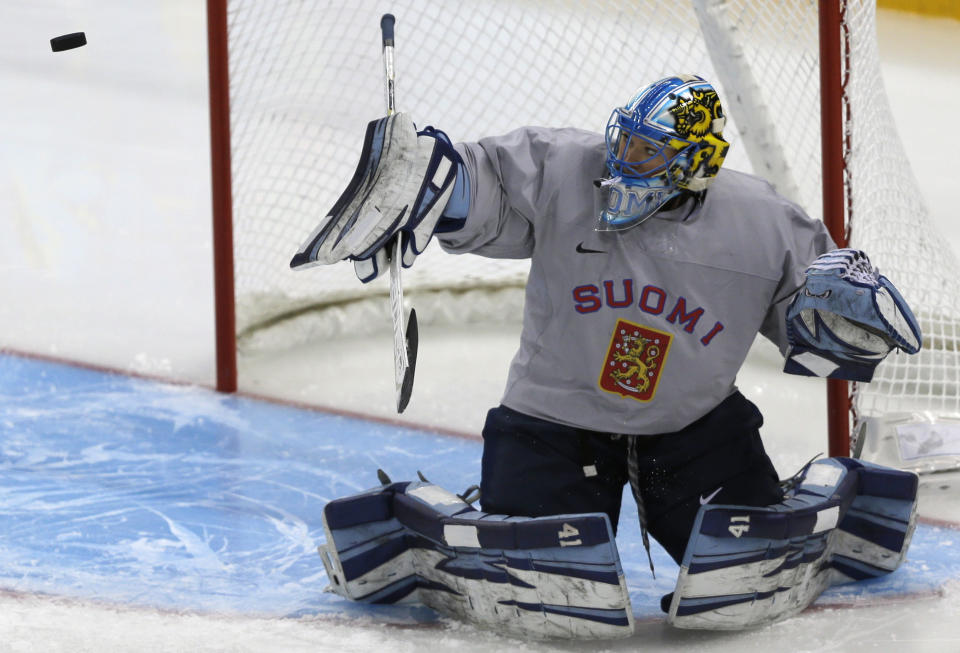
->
[439,127,835,434]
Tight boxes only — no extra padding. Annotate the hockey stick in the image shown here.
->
[381,14,418,413]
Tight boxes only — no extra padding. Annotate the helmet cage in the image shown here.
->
[604,110,697,190]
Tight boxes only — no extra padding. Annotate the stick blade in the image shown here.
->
[396,309,418,413]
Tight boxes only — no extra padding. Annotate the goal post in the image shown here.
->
[819,0,852,457]
[207,0,238,393]
[206,0,952,460]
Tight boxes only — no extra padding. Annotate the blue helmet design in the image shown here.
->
[596,74,730,231]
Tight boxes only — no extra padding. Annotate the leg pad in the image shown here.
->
[667,457,918,629]
[319,480,634,640]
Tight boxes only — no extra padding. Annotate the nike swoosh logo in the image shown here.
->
[576,242,605,254]
[699,486,723,506]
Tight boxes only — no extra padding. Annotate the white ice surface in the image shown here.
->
[1,4,959,652]
[1,581,959,653]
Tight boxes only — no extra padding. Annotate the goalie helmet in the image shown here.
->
[596,74,730,231]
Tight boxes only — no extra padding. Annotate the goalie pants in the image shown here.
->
[479,391,783,564]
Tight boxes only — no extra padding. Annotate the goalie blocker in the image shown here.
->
[289,112,467,282]
[317,458,917,638]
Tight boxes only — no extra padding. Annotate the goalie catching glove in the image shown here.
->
[290,112,465,282]
[784,248,922,381]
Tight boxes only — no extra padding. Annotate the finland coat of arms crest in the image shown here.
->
[599,319,672,401]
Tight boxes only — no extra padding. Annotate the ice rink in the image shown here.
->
[1,3,959,652]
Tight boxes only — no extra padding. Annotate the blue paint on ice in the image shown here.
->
[0,353,956,624]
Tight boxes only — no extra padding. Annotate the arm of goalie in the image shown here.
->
[290,112,469,283]
[783,249,922,381]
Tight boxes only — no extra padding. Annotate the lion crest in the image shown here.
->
[599,320,672,402]
[669,88,722,140]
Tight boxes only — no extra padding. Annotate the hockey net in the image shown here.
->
[214,0,960,455]
[837,5,960,471]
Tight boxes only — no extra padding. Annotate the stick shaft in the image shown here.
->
[381,13,411,407]
[381,14,396,115]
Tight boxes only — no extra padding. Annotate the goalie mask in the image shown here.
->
[596,74,730,231]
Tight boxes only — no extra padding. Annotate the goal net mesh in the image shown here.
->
[839,3,960,421]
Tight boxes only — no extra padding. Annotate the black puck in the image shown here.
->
[51,32,87,52]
